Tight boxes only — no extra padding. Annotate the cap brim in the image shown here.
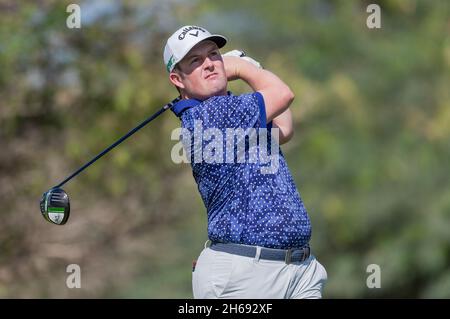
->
[206,35,227,49]
[172,34,227,71]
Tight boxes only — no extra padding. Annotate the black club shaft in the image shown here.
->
[54,97,180,189]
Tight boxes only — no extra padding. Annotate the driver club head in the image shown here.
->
[40,188,70,225]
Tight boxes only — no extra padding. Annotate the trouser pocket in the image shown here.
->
[192,248,234,299]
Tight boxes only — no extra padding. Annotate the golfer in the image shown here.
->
[164,25,327,298]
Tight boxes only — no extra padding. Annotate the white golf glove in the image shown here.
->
[222,49,262,69]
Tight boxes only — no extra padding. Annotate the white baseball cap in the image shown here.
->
[163,25,227,72]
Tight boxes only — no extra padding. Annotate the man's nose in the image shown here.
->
[203,56,214,70]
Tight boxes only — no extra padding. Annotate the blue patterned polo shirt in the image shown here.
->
[172,92,311,249]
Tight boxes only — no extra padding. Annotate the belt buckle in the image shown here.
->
[285,248,293,264]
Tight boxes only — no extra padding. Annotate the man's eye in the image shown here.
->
[210,51,218,56]
[191,58,199,64]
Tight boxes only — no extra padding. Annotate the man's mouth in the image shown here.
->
[205,73,218,80]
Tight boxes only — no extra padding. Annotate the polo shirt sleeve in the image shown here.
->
[253,92,273,130]
[254,91,268,129]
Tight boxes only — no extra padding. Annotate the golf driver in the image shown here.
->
[40,96,181,225]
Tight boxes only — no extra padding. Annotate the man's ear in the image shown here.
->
[169,71,184,90]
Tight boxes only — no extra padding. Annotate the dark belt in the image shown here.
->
[209,242,311,264]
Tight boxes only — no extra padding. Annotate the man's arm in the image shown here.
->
[223,56,294,122]
[223,56,295,144]
[271,108,294,145]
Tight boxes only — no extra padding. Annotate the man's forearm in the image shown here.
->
[223,56,295,122]
[272,108,294,145]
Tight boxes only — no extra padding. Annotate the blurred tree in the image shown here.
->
[0,0,449,298]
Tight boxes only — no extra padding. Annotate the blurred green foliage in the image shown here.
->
[0,0,449,298]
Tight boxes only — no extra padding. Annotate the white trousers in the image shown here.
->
[192,246,327,299]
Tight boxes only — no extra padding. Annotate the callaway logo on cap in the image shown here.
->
[163,25,227,72]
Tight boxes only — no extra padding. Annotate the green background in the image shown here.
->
[1,0,449,298]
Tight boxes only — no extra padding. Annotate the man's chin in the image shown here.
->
[197,86,227,100]
[211,87,228,97]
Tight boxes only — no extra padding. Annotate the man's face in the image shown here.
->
[170,40,227,100]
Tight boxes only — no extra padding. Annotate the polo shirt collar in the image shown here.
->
[171,98,201,117]
[171,92,233,117]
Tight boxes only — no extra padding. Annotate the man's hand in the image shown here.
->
[222,50,262,81]
[222,55,244,81]
[222,50,262,69]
